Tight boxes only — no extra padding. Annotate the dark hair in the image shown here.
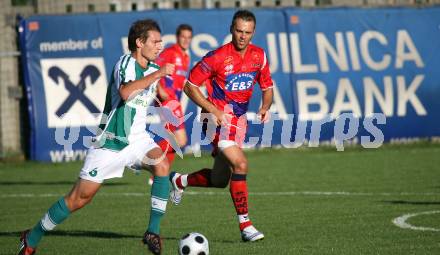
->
[128,19,161,52]
[230,10,256,33]
[176,24,193,37]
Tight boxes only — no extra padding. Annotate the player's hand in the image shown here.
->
[257,108,270,123]
[159,63,175,77]
[213,109,231,126]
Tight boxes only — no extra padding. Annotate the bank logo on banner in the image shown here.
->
[41,57,107,127]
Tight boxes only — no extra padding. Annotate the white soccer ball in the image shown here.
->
[178,232,209,255]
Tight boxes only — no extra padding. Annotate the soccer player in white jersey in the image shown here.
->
[18,19,174,255]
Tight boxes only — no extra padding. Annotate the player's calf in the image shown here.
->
[210,168,231,188]
[64,194,93,212]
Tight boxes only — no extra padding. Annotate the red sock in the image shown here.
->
[230,173,252,231]
[187,168,212,187]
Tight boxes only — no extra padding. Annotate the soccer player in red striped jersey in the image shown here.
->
[170,10,273,242]
[155,24,192,164]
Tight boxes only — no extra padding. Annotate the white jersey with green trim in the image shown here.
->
[95,54,160,151]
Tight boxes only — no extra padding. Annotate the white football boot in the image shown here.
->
[241,225,265,242]
[169,172,184,205]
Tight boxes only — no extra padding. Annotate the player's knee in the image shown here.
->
[153,159,170,177]
[233,160,248,174]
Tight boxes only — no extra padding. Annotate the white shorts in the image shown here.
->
[79,139,159,183]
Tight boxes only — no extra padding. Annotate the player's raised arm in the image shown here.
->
[119,63,174,101]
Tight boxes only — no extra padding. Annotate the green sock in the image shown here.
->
[147,176,169,235]
[27,197,71,248]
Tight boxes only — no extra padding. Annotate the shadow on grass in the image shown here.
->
[382,200,440,205]
[0,231,235,243]
[163,236,235,244]
[0,181,129,186]
[0,230,138,239]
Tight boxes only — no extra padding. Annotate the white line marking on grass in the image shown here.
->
[1,191,440,198]
[392,211,440,232]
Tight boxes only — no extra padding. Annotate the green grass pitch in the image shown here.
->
[1,144,440,254]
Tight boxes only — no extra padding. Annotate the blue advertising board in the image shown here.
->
[285,8,440,146]
[19,7,440,161]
